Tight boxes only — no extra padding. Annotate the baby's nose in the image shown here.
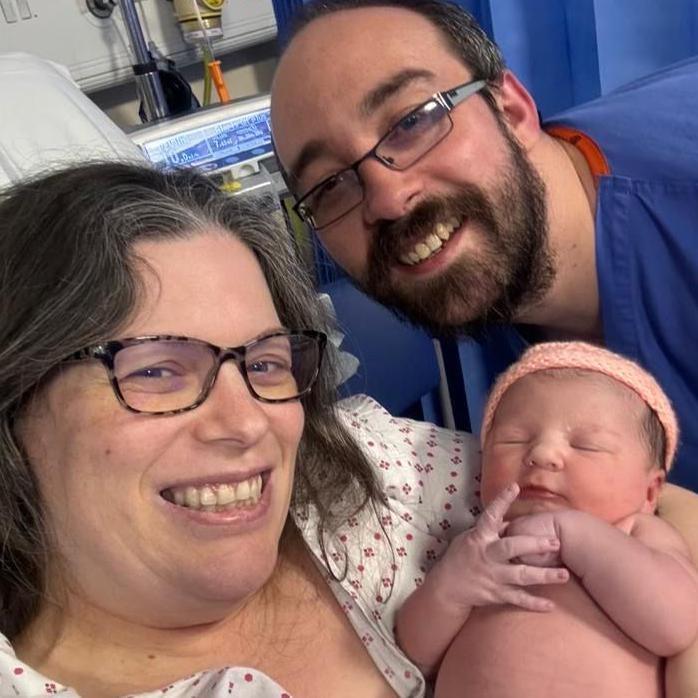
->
[524,441,564,471]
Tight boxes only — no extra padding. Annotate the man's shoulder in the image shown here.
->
[544,57,698,180]
[546,54,698,124]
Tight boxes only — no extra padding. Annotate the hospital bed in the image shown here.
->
[0,53,143,189]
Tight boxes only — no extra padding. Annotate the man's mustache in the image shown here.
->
[371,187,498,263]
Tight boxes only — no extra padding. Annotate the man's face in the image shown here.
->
[272,6,554,335]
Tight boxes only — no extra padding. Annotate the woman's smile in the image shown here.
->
[158,470,275,529]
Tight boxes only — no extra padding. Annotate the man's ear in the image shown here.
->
[494,70,542,151]
[641,467,666,514]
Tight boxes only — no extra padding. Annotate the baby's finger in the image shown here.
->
[499,587,556,612]
[494,534,560,562]
[477,483,520,535]
[503,564,570,587]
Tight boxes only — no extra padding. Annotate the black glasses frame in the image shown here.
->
[70,330,327,416]
[292,79,488,230]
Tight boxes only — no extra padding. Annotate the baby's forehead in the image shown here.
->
[503,368,649,418]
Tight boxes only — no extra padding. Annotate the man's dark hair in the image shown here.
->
[274,0,507,191]
[286,0,506,91]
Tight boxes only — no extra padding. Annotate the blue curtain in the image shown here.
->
[271,0,304,45]
[455,0,698,117]
[273,0,698,117]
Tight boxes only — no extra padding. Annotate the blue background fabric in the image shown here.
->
[271,0,302,45]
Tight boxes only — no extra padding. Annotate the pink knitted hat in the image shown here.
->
[480,342,678,471]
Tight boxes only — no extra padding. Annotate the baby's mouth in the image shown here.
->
[519,485,559,499]
[161,473,266,512]
[398,216,463,266]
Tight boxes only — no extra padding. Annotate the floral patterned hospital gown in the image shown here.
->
[0,396,482,697]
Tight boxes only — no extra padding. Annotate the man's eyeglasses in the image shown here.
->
[292,79,487,231]
[70,330,327,415]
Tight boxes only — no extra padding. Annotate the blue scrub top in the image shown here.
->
[452,56,698,491]
[550,56,698,491]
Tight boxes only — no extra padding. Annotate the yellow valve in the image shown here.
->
[173,0,226,43]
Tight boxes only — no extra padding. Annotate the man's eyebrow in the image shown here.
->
[360,68,436,116]
[287,139,325,188]
[287,68,436,186]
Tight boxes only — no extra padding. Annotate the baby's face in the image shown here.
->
[481,371,664,523]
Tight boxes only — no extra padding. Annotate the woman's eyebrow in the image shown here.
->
[249,326,289,341]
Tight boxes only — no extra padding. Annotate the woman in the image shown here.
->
[0,162,487,697]
[0,163,695,697]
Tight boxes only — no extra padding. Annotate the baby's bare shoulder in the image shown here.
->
[631,513,692,560]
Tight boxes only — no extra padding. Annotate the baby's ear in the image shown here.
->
[641,467,666,514]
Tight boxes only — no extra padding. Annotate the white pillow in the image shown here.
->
[0,52,144,190]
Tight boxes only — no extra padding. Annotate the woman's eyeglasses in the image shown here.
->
[70,330,327,415]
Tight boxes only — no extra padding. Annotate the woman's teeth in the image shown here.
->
[163,474,263,512]
[399,216,462,266]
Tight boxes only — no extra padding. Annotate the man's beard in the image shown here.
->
[361,124,555,338]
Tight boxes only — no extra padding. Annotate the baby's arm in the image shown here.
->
[395,484,569,677]
[514,509,698,656]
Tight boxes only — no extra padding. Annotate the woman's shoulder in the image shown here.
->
[301,396,483,658]
[0,633,74,696]
[336,394,479,462]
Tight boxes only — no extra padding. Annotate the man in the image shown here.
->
[270,4,698,692]
[271,0,698,490]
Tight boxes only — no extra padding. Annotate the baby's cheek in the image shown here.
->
[479,455,512,506]
[480,481,499,507]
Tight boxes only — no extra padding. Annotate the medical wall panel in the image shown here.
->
[0,0,276,92]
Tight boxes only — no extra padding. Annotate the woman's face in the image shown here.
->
[18,231,305,626]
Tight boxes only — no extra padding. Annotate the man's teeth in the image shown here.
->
[399,217,462,266]
[165,474,263,512]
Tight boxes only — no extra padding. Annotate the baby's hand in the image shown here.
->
[428,484,569,613]
[506,514,563,567]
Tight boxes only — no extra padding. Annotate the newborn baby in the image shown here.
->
[397,342,698,698]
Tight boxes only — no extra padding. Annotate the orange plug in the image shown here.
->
[208,60,230,103]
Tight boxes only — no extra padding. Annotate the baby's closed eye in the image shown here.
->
[491,429,530,445]
[570,442,605,452]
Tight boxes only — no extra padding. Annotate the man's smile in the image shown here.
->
[398,215,463,266]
